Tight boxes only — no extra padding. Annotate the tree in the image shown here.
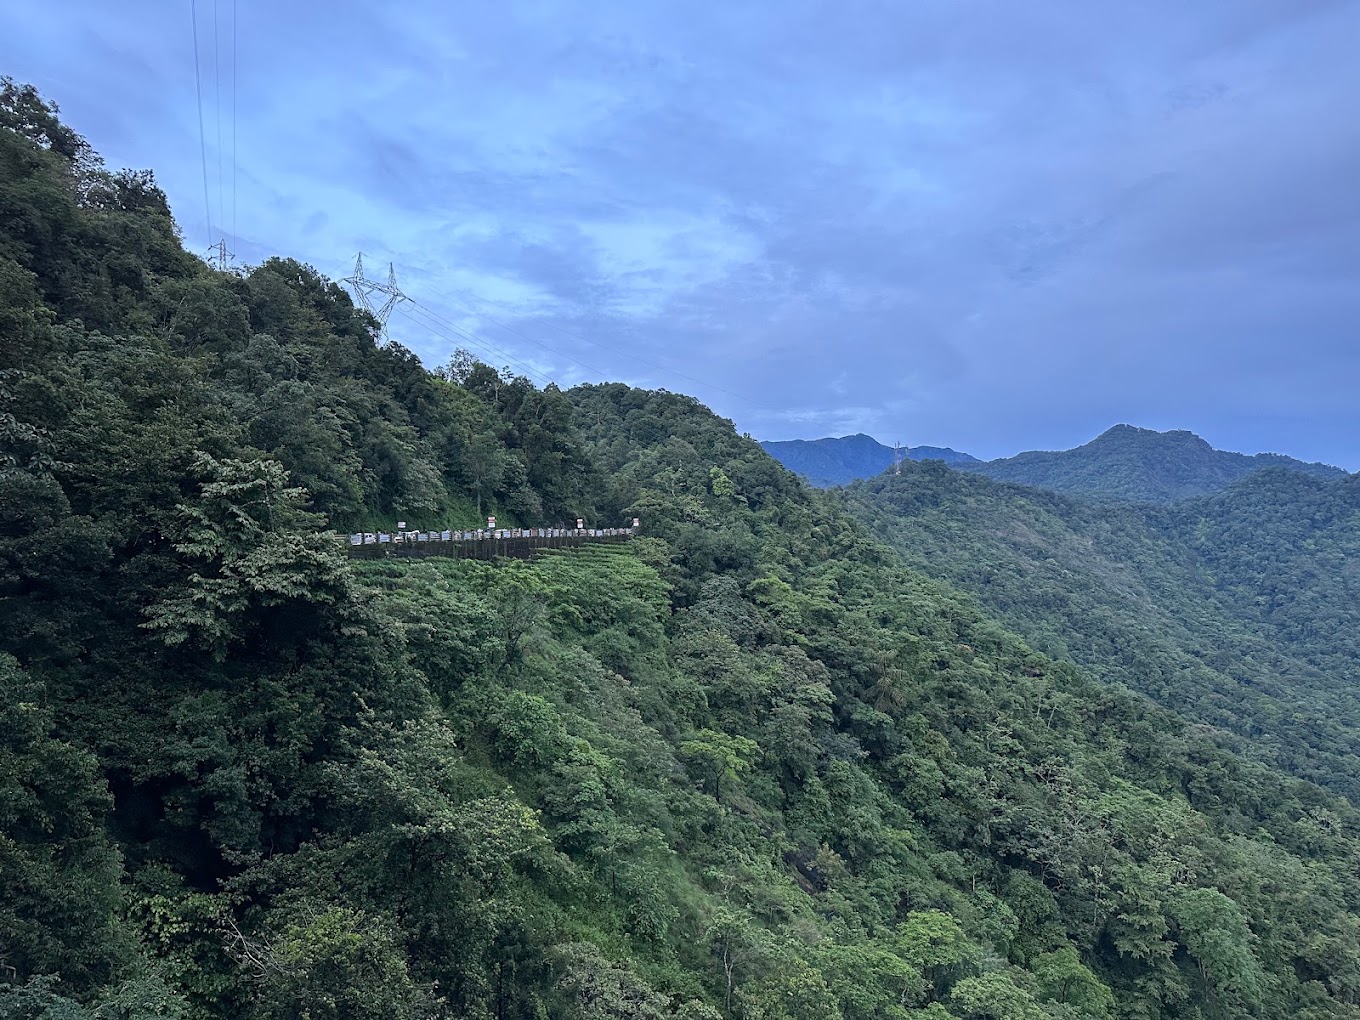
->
[894,911,980,1001]
[0,655,130,992]
[0,974,187,1020]
[814,940,923,1019]
[142,453,355,658]
[1031,948,1114,1019]
[247,907,435,1020]
[680,729,759,803]
[465,430,507,518]
[1170,888,1265,1008]
[0,77,95,165]
[705,907,763,1015]
[948,973,1048,1020]
[551,942,671,1019]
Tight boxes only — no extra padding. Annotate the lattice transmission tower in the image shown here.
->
[206,239,233,272]
[342,253,407,338]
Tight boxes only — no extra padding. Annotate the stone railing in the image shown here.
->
[345,525,638,561]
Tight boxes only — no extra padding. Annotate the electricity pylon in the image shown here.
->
[342,252,407,338]
[207,238,233,272]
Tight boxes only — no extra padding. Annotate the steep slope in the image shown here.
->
[958,424,1347,502]
[761,434,978,486]
[842,461,1360,799]
[8,79,1360,1020]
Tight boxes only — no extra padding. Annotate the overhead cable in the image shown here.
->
[189,0,213,246]
[393,305,556,388]
[212,0,224,240]
[231,0,238,249]
[430,290,824,423]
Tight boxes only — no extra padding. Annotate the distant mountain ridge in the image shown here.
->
[763,424,1348,501]
[759,433,978,486]
[957,424,1348,502]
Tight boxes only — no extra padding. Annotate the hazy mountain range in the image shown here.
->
[758,434,978,487]
[764,424,1348,502]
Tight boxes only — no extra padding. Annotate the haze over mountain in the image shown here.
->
[759,434,978,487]
[957,423,1349,502]
[764,424,1348,501]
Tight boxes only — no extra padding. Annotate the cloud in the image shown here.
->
[4,0,1358,467]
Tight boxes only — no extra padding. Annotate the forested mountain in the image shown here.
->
[956,424,1348,503]
[8,79,1360,1020]
[842,462,1360,799]
[761,434,977,487]
[760,426,1345,500]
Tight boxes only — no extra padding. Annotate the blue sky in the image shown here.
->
[6,1,1359,466]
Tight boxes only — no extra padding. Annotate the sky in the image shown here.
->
[6,0,1359,467]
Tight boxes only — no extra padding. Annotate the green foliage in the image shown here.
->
[0,974,187,1020]
[7,83,1360,1020]
[0,656,130,992]
[248,907,436,1020]
[841,461,1360,801]
[141,454,353,658]
[1169,888,1265,1007]
[947,972,1047,1020]
[1031,948,1114,1018]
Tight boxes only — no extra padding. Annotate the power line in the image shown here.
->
[394,304,556,388]
[355,264,825,425]
[397,304,556,387]
[396,311,555,390]
[212,0,224,242]
[412,297,606,379]
[403,302,562,385]
[231,0,237,251]
[431,290,824,423]
[189,0,213,247]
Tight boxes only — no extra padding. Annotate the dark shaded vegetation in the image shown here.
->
[6,79,1360,1020]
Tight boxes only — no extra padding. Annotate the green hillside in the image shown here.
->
[7,79,1360,1020]
[957,424,1348,503]
[842,461,1360,799]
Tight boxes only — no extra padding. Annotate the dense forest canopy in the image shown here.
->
[841,462,1360,801]
[6,79,1360,1020]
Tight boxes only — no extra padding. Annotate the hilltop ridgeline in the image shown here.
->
[759,433,978,486]
[957,423,1348,502]
[764,423,1348,502]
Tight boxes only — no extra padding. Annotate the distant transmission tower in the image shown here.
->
[342,252,407,339]
[894,441,903,476]
[206,238,233,272]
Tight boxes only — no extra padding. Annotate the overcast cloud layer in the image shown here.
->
[7,0,1359,466]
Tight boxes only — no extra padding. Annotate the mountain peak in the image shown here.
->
[1090,425,1217,456]
[761,435,977,486]
[962,425,1346,502]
